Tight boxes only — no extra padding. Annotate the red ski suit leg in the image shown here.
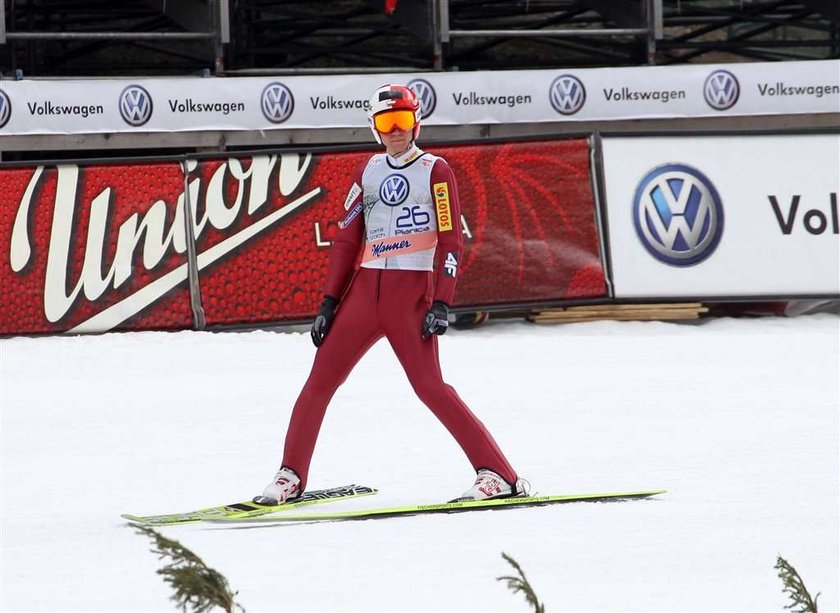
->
[282,267,517,490]
[281,269,382,487]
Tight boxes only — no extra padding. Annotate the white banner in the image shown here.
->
[0,59,837,135]
[601,134,840,298]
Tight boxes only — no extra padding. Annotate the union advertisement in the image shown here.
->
[0,139,607,335]
[601,134,840,298]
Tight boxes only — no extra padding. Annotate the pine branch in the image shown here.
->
[775,555,820,613]
[133,524,244,613]
[497,552,546,613]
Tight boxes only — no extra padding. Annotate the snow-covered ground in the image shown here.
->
[1,314,838,612]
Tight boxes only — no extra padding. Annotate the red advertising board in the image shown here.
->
[0,139,606,335]
[435,139,605,306]
[0,161,193,335]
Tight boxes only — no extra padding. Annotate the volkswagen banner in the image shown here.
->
[0,59,837,135]
[601,134,840,298]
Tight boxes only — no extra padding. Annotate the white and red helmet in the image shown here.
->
[367,84,421,144]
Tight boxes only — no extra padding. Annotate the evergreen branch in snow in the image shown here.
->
[776,555,819,613]
[497,552,546,613]
[133,524,244,613]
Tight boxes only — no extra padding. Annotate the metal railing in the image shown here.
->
[1,1,836,76]
[1,0,230,72]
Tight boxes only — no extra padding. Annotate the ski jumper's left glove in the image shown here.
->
[422,301,450,339]
[311,295,339,347]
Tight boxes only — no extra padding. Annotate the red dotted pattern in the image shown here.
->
[0,161,192,334]
[193,153,369,326]
[434,139,606,305]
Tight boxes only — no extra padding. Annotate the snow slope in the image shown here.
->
[1,315,838,612]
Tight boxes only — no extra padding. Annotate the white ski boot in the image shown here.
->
[254,466,302,505]
[452,469,528,502]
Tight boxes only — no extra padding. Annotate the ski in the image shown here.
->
[206,489,666,525]
[121,484,377,526]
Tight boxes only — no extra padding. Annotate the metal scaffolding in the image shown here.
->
[1,0,838,77]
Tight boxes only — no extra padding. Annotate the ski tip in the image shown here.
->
[121,514,146,523]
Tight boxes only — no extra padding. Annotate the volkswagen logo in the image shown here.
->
[704,70,740,111]
[408,78,436,119]
[379,174,410,206]
[261,82,294,124]
[119,85,153,127]
[549,75,586,115]
[0,89,11,129]
[633,164,724,266]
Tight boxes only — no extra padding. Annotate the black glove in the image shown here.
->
[311,296,339,347]
[422,301,450,339]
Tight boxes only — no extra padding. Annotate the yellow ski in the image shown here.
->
[206,489,666,525]
[122,484,377,526]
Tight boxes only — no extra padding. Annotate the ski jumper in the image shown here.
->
[281,144,518,489]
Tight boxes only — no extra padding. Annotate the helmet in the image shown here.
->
[367,84,421,145]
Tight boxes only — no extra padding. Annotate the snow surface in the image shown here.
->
[1,315,838,612]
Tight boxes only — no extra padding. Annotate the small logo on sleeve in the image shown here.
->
[433,182,453,232]
[344,182,362,210]
[444,252,458,277]
[339,202,363,229]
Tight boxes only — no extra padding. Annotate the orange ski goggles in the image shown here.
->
[373,109,417,134]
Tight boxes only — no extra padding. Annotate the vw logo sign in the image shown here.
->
[379,174,410,206]
[0,89,11,129]
[704,70,740,111]
[119,85,153,127]
[408,78,436,119]
[633,163,724,266]
[261,82,294,124]
[549,75,586,115]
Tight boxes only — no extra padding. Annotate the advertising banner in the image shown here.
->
[0,138,607,335]
[0,160,194,334]
[0,59,836,136]
[602,134,840,298]
[190,139,607,327]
